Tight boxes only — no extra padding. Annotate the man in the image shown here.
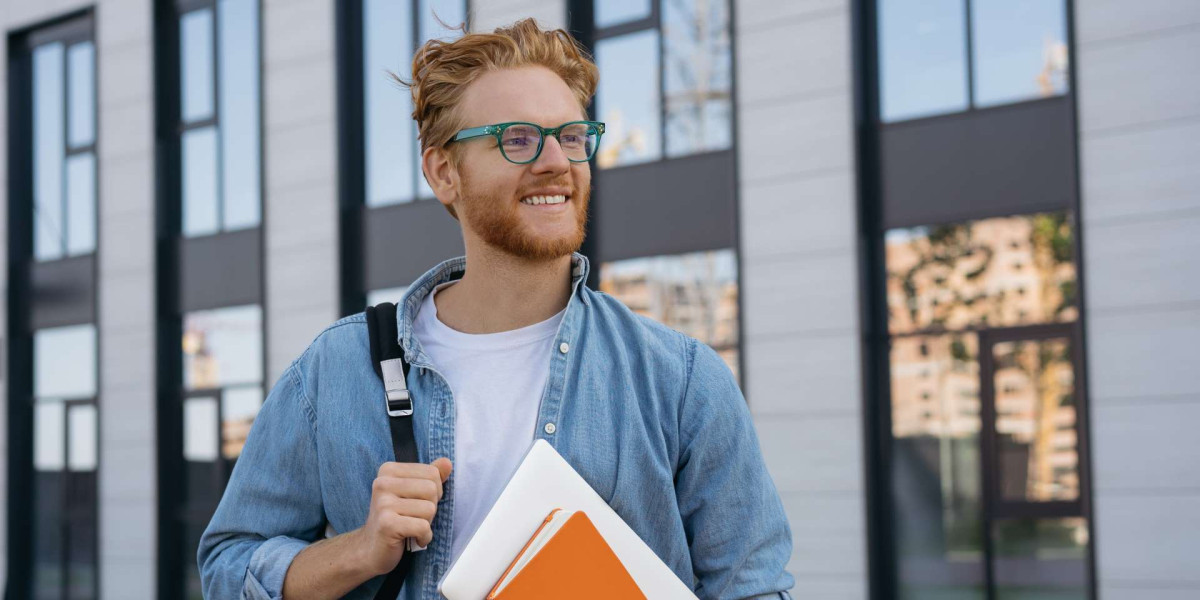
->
[199,18,794,599]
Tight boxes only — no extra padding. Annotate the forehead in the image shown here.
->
[457,66,586,127]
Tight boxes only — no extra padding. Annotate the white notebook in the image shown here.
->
[438,439,697,600]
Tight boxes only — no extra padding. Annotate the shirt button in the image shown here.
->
[559,342,569,354]
[544,422,557,435]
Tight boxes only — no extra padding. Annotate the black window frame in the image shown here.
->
[153,0,267,597]
[5,10,101,600]
[854,0,1098,598]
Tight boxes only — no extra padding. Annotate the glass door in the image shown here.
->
[979,324,1091,599]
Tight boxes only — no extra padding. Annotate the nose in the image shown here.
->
[531,134,571,174]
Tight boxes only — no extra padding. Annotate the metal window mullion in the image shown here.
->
[656,0,666,160]
[60,44,71,259]
[965,0,976,110]
[212,0,226,233]
[978,328,999,600]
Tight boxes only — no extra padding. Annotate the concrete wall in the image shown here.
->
[735,0,867,597]
[1074,2,1200,599]
[1,0,160,596]
[471,0,566,32]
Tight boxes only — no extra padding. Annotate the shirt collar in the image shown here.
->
[395,252,590,366]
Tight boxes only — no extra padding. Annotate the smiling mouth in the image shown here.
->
[519,194,568,206]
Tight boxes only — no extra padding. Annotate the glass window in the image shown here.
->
[890,333,986,598]
[68,404,99,472]
[992,518,1088,599]
[971,0,1069,107]
[221,386,263,459]
[184,396,219,462]
[34,42,66,262]
[595,30,662,168]
[599,249,740,379]
[35,325,98,401]
[179,1,261,237]
[885,213,1077,335]
[364,0,416,207]
[362,0,465,207]
[34,401,67,471]
[885,212,1090,598]
[662,0,732,157]
[182,126,220,236]
[183,304,263,390]
[992,338,1079,503]
[878,0,968,122]
[67,42,96,148]
[596,0,651,28]
[180,9,215,123]
[218,0,262,231]
[65,152,97,255]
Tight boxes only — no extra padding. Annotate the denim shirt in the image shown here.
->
[199,253,795,599]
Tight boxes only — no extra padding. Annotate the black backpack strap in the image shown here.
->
[365,302,419,599]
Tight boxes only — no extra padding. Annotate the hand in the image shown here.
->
[354,457,453,577]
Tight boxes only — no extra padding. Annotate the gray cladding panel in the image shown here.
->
[179,228,263,312]
[881,98,1076,229]
[593,150,737,262]
[362,200,465,289]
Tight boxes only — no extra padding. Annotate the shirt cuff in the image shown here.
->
[245,535,310,600]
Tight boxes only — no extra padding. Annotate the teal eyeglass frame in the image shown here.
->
[446,120,606,164]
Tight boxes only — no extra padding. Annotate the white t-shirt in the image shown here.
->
[411,282,564,564]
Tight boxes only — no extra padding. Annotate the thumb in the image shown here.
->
[431,457,453,482]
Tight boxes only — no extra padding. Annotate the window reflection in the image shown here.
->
[971,0,1069,108]
[184,396,219,462]
[992,518,1088,599]
[67,42,96,148]
[878,0,968,122]
[595,0,651,28]
[599,249,740,379]
[180,0,261,237]
[886,213,1077,335]
[663,0,732,157]
[35,324,98,400]
[890,334,986,598]
[182,127,219,236]
[219,0,262,231]
[596,30,662,168]
[992,338,1079,503]
[183,304,263,389]
[180,9,214,122]
[34,43,66,262]
[364,0,416,206]
[65,153,97,256]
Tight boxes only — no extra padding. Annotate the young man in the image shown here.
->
[199,19,794,599]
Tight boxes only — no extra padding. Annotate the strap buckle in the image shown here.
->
[386,388,413,417]
[380,358,413,417]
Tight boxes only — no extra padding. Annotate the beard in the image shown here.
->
[456,169,590,261]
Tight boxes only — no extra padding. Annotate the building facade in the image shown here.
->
[2,0,1197,598]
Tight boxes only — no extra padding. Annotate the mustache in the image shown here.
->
[515,179,578,197]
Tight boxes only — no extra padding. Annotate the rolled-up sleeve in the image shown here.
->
[198,362,325,599]
[675,339,795,599]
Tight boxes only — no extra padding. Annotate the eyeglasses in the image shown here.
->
[446,120,606,165]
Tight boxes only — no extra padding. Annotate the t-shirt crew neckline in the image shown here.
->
[416,281,566,350]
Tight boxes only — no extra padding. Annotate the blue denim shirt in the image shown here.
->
[199,253,795,599]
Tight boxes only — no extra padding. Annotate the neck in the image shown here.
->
[433,247,573,334]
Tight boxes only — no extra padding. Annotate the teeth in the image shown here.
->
[520,195,567,205]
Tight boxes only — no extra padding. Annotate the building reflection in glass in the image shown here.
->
[599,249,740,379]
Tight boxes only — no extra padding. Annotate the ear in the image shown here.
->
[423,146,459,211]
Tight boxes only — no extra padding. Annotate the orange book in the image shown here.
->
[487,509,647,600]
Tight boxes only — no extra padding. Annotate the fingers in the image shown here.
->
[431,457,453,482]
[372,474,442,503]
[381,512,434,548]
